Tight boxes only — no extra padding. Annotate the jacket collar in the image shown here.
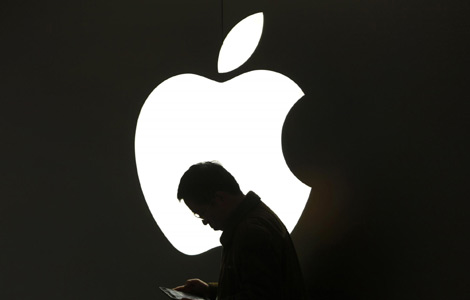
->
[220,191,261,246]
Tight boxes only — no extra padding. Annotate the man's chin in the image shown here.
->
[209,224,221,231]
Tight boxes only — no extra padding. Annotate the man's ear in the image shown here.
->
[214,191,227,202]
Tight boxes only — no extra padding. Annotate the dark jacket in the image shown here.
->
[208,191,306,300]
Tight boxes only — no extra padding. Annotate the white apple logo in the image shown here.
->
[135,12,310,255]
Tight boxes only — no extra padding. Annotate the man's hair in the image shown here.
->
[177,161,242,204]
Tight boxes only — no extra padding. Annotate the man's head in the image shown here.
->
[177,161,244,230]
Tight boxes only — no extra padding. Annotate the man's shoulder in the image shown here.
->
[234,205,288,243]
[249,201,287,230]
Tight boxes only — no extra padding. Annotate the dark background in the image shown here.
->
[1,0,468,299]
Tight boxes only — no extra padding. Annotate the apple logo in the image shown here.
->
[135,12,310,255]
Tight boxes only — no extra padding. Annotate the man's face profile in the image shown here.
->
[184,196,225,231]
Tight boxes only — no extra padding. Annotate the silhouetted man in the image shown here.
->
[174,161,306,300]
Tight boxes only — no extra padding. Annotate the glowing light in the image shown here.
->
[134,13,310,255]
[218,12,264,73]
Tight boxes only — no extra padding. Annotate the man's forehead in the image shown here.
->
[183,198,204,211]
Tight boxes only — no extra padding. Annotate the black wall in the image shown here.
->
[1,1,468,299]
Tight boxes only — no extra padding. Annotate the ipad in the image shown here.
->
[159,286,208,300]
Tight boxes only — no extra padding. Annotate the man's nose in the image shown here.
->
[202,219,208,226]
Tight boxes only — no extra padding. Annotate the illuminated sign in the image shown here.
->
[135,13,310,255]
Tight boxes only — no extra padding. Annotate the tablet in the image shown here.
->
[159,286,208,300]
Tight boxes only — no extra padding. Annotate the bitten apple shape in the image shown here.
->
[135,12,310,255]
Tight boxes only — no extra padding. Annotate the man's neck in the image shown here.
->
[228,193,245,211]
[220,192,245,230]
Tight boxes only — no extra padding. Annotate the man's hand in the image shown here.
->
[174,278,209,298]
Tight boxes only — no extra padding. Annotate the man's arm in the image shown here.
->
[174,278,218,300]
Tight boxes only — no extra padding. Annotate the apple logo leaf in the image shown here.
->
[217,12,264,74]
